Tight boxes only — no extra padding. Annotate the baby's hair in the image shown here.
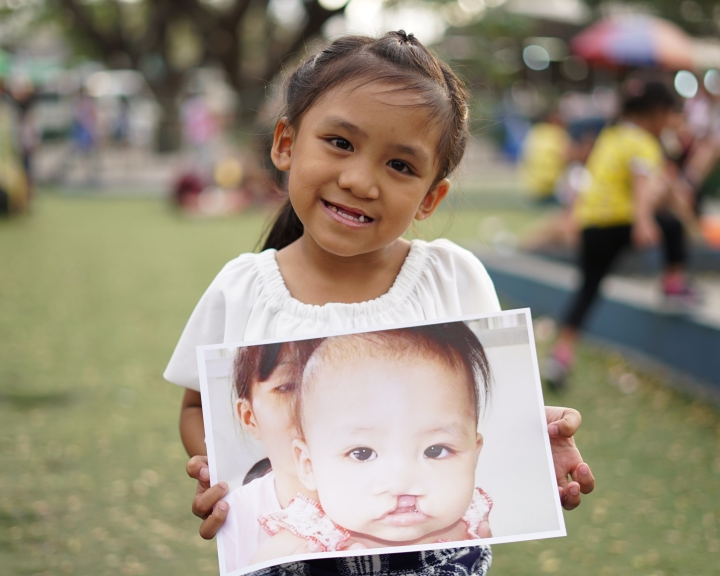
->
[296,322,492,432]
[262,30,470,252]
[233,339,324,402]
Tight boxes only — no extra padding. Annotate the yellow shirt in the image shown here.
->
[520,123,569,198]
[574,123,663,227]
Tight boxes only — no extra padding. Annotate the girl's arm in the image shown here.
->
[181,389,208,457]
[182,389,230,539]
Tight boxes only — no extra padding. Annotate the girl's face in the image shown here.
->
[237,359,298,477]
[294,348,482,544]
[271,81,450,258]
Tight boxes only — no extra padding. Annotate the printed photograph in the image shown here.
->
[197,310,565,576]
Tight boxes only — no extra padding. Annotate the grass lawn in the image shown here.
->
[1,194,718,576]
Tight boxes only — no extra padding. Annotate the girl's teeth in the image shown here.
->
[327,202,369,223]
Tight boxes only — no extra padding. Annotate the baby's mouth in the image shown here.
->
[381,495,430,526]
[322,200,374,223]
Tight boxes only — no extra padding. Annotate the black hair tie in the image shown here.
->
[396,30,415,44]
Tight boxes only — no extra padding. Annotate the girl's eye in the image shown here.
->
[330,138,353,151]
[349,447,377,462]
[273,382,296,394]
[388,160,411,174]
[424,445,452,459]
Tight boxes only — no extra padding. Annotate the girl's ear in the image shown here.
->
[271,118,295,171]
[237,399,262,441]
[292,439,317,491]
[415,178,450,221]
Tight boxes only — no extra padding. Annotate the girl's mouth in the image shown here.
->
[321,200,374,224]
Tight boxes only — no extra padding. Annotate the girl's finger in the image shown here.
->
[561,481,582,510]
[192,482,228,518]
[187,455,210,481]
[199,500,229,540]
[572,462,595,494]
[548,408,581,438]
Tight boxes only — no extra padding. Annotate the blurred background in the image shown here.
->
[1,1,719,575]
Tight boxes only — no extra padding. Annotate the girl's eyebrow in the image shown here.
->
[389,143,430,166]
[321,116,368,138]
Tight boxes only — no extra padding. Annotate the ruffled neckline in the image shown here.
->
[255,240,429,321]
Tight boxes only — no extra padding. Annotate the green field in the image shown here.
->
[1,195,718,576]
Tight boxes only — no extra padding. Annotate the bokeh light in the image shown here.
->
[674,70,699,99]
[704,69,720,96]
[522,45,550,71]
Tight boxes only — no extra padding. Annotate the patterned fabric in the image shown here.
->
[462,489,493,540]
[259,493,352,552]
[249,547,492,576]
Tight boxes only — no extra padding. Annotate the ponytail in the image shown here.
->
[261,198,304,251]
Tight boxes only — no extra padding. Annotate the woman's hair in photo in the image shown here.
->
[262,30,471,251]
[621,79,678,116]
[297,322,492,431]
[232,339,324,401]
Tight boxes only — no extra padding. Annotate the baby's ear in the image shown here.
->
[292,439,317,491]
[475,432,484,453]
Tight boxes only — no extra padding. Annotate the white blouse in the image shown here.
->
[164,238,500,391]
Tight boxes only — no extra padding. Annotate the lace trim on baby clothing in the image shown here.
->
[462,488,493,539]
[258,493,351,552]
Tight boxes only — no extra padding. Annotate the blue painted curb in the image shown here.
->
[482,261,720,390]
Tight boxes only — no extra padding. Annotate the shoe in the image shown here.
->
[661,282,702,314]
[543,355,570,392]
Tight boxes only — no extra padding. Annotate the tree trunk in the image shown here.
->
[151,74,184,154]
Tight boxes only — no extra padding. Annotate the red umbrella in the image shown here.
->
[571,15,695,70]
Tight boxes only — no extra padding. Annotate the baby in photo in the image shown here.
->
[253,322,494,562]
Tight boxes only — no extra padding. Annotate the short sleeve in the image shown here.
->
[425,240,502,316]
[163,255,258,391]
[629,134,663,176]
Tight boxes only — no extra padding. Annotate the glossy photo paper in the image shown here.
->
[197,309,565,576]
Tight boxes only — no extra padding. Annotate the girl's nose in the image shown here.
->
[337,159,380,200]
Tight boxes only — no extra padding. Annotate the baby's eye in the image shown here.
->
[388,160,411,174]
[424,445,452,459]
[349,447,377,462]
[330,138,353,151]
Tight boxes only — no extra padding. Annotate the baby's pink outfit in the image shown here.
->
[258,488,493,553]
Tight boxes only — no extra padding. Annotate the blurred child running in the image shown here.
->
[164,31,595,576]
[545,80,695,390]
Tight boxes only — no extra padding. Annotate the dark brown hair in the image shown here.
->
[262,30,470,252]
[297,322,492,431]
[233,339,324,402]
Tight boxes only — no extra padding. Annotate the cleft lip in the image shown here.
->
[321,199,374,221]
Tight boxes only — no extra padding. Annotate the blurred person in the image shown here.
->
[0,76,30,215]
[56,86,101,186]
[181,91,220,172]
[545,80,695,391]
[10,76,38,192]
[519,109,570,204]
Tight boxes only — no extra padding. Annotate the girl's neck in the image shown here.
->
[275,234,411,306]
[273,469,316,508]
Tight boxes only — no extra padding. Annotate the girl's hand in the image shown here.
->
[187,455,229,539]
[545,406,595,511]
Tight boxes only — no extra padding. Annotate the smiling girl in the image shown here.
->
[166,31,594,576]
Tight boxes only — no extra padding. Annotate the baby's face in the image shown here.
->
[295,351,481,544]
